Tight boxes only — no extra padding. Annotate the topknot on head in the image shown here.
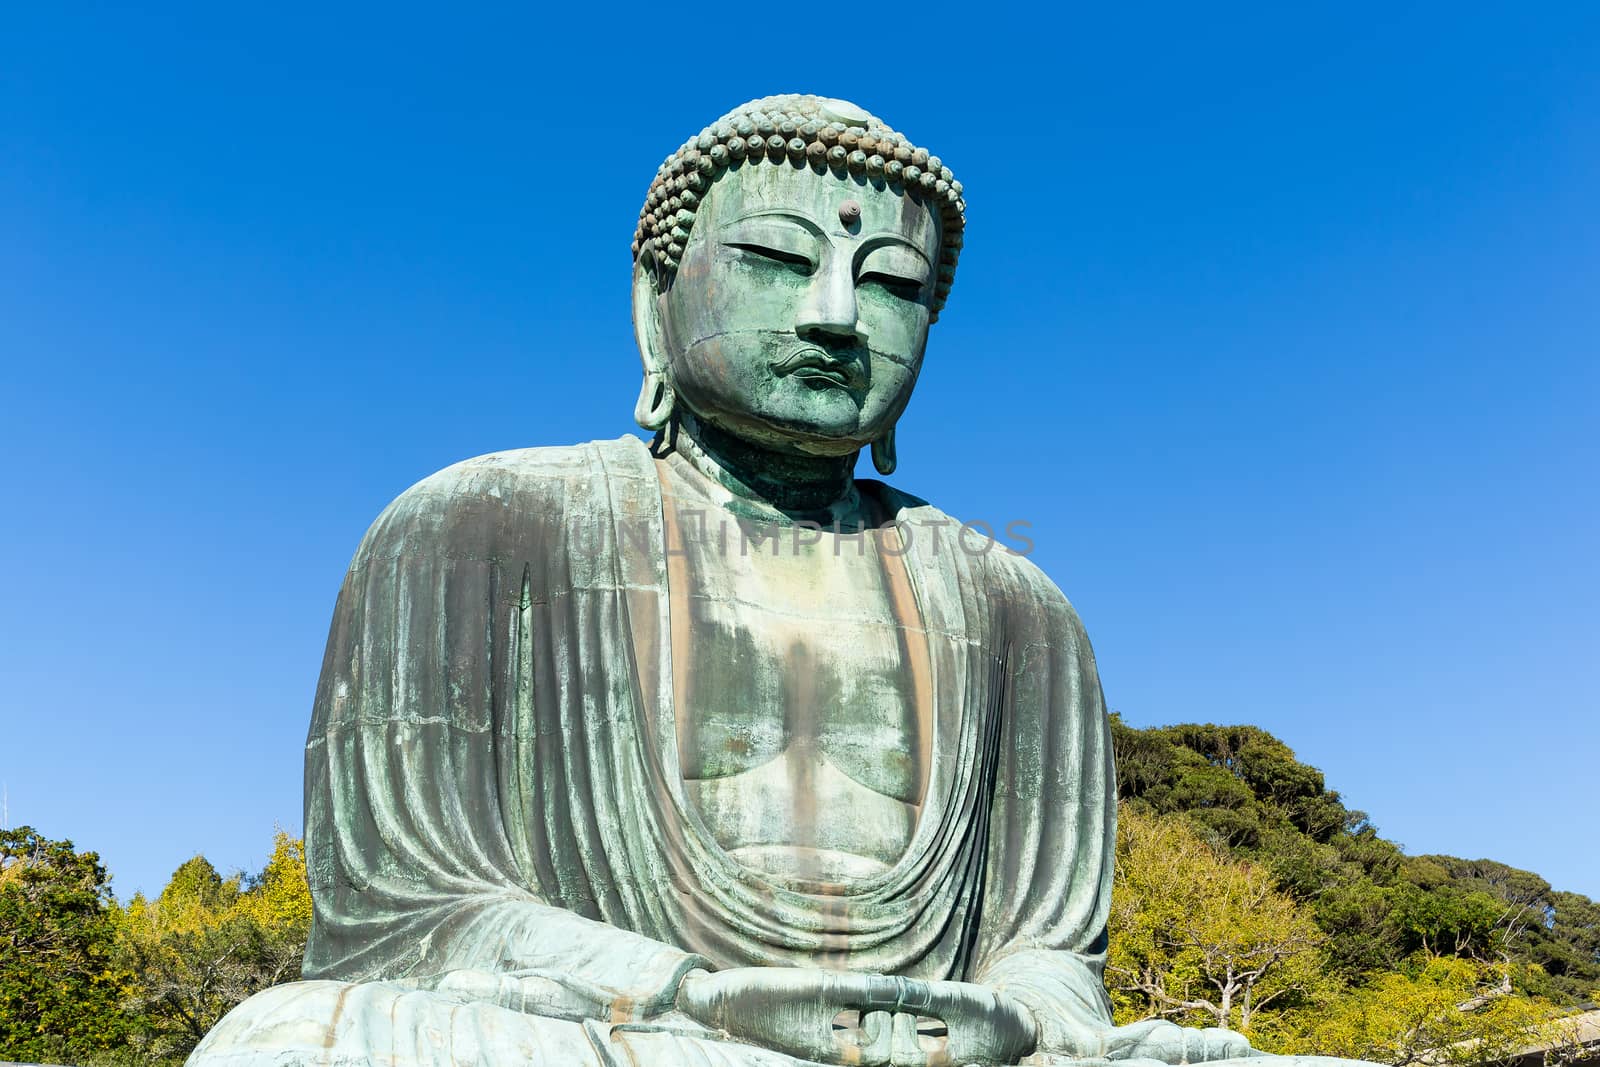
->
[632,94,966,322]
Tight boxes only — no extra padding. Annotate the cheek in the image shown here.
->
[860,356,922,422]
[667,248,806,349]
[674,333,776,415]
[859,290,930,354]
[678,332,728,377]
[713,250,809,328]
[660,247,712,354]
[858,297,926,417]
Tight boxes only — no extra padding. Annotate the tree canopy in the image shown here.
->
[1111,716,1600,1004]
[0,827,134,1063]
[116,831,311,1062]
[1108,806,1329,1033]
[0,827,310,1066]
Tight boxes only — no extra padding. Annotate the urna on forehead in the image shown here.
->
[633,93,966,321]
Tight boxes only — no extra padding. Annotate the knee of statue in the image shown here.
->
[188,95,1382,1067]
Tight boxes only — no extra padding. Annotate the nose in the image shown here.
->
[795,257,861,348]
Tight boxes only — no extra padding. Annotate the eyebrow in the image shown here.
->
[725,208,827,237]
[726,208,933,264]
[857,233,932,267]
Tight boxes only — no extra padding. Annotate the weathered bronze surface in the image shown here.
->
[187,95,1371,1067]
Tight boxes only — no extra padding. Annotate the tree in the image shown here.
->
[1271,954,1564,1066]
[228,831,313,986]
[0,826,135,1063]
[1531,890,1600,1001]
[1107,806,1329,1036]
[1110,719,1364,850]
[117,830,312,1063]
[1408,857,1600,1002]
[1110,716,1600,1002]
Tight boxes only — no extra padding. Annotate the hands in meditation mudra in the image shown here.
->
[189,96,1359,1067]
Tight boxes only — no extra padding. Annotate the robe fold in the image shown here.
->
[189,436,1122,1066]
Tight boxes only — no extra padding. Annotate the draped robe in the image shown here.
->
[188,436,1123,1067]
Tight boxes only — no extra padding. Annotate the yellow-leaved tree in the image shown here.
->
[1107,805,1330,1039]
[116,830,311,1064]
[1107,805,1578,1064]
[1272,954,1565,1066]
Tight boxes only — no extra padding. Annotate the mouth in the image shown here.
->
[769,347,862,390]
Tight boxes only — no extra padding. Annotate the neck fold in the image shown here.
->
[666,412,859,517]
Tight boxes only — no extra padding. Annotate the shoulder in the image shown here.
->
[388,439,638,511]
[865,475,1092,646]
[988,545,1092,644]
[351,436,653,565]
[982,546,1102,686]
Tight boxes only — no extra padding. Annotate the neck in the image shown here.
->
[668,412,858,515]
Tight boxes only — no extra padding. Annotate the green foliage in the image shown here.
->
[1107,807,1330,1036]
[0,826,136,1063]
[1106,805,1583,1065]
[0,826,312,1066]
[1407,857,1600,1003]
[117,831,313,1064]
[1268,954,1564,1066]
[1532,890,1600,999]
[1112,720,1365,850]
[1112,715,1600,1003]
[1112,716,1600,1064]
[1387,871,1502,960]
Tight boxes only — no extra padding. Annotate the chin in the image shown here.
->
[711,408,868,457]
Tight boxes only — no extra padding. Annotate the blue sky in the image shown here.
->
[2,5,1595,902]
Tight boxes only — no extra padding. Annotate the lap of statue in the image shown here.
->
[193,975,1377,1067]
[188,976,813,1067]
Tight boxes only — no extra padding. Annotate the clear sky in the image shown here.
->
[2,5,1595,902]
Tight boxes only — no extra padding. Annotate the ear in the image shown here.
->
[631,257,679,432]
[631,257,670,378]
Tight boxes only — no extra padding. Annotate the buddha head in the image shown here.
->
[630,94,965,475]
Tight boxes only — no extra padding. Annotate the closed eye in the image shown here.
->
[725,242,814,276]
[859,271,925,302]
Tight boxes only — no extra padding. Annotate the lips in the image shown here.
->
[791,364,852,387]
[769,347,861,389]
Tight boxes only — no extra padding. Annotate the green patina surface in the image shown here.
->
[184,95,1375,1067]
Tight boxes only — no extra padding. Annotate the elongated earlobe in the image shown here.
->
[871,428,897,475]
[634,370,676,431]
[631,258,678,432]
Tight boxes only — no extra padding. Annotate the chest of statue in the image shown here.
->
[661,458,931,886]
